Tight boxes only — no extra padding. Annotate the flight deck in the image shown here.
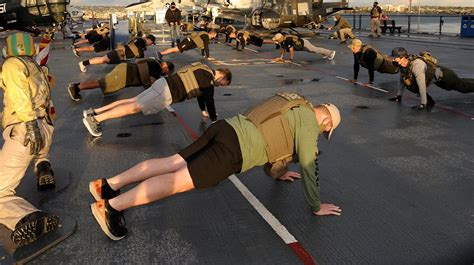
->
[0,29,473,264]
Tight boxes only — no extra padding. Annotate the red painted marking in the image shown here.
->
[175,113,199,140]
[288,242,318,265]
[173,111,319,265]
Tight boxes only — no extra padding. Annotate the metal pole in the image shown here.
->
[407,15,411,36]
[162,23,165,42]
[359,14,362,30]
[353,11,356,28]
[439,15,443,36]
[417,0,421,33]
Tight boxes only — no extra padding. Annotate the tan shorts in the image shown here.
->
[101,63,127,95]
[136,78,173,115]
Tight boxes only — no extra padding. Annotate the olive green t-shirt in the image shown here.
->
[226,107,321,212]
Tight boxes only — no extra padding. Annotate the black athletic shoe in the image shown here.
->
[412,104,427,110]
[35,161,55,191]
[12,212,59,248]
[67,83,82,101]
[388,95,402,103]
[90,200,127,241]
[89,179,120,201]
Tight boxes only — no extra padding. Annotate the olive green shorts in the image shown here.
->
[100,63,127,95]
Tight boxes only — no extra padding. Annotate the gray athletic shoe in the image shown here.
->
[83,108,95,118]
[79,61,87,73]
[82,116,102,137]
[328,50,336,60]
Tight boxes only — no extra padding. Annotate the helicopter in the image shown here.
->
[201,0,352,29]
[0,0,70,35]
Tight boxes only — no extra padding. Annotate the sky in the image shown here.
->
[70,0,474,7]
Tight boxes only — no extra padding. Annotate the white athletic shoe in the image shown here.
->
[328,51,336,60]
[79,61,87,73]
[72,48,80,57]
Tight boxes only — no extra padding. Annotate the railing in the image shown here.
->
[345,13,463,36]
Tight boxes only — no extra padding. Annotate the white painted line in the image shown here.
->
[336,76,389,93]
[228,174,298,244]
[289,61,303,67]
[244,47,259,53]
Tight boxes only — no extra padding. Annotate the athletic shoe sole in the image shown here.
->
[79,62,87,73]
[89,180,102,201]
[12,215,59,247]
[37,174,56,191]
[90,202,125,241]
[82,118,102,137]
[67,86,81,101]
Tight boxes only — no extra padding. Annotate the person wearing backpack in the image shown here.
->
[349,39,399,85]
[272,33,336,62]
[391,47,474,110]
[81,63,232,137]
[87,92,342,241]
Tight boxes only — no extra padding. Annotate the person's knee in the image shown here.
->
[130,101,142,113]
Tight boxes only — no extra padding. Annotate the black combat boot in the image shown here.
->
[12,211,59,247]
[36,161,56,191]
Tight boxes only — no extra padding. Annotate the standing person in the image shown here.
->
[369,2,383,37]
[272,33,336,62]
[78,35,156,73]
[328,14,355,44]
[0,33,59,247]
[87,92,342,241]
[157,31,217,60]
[68,59,174,101]
[390,47,474,110]
[81,63,232,137]
[349,39,399,85]
[165,2,182,47]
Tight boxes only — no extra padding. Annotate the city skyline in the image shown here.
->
[70,0,474,7]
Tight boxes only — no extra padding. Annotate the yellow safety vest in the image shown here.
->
[1,56,54,128]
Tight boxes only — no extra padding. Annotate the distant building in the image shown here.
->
[396,5,409,12]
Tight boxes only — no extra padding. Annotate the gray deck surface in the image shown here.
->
[0,30,473,264]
